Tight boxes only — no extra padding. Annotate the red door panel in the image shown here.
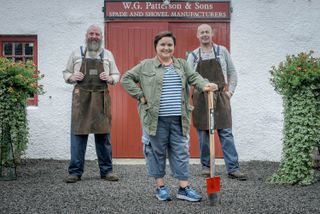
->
[106,22,168,157]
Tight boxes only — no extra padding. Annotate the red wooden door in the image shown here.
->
[106,22,168,157]
[106,21,229,158]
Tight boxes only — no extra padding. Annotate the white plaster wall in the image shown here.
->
[0,0,319,161]
[0,0,105,160]
[231,0,320,161]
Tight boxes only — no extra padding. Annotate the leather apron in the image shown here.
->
[71,50,111,135]
[192,46,232,130]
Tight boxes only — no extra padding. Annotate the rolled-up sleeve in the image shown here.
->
[121,63,144,100]
[63,51,76,84]
[224,49,237,94]
[106,50,120,84]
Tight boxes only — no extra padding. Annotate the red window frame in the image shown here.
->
[0,35,38,106]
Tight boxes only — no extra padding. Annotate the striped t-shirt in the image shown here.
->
[159,64,182,117]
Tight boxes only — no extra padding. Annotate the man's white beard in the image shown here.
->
[87,40,102,52]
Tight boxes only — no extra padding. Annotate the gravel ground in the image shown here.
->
[0,159,319,214]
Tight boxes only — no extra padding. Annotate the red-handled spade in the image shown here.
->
[206,91,221,206]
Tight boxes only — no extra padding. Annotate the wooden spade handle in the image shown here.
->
[208,91,216,178]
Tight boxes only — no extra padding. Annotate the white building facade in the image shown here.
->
[0,0,319,161]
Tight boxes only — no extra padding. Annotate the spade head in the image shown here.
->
[206,176,220,193]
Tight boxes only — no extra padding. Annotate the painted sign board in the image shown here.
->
[104,0,231,20]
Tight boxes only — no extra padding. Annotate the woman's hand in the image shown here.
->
[202,83,218,92]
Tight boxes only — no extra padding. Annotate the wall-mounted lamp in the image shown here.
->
[163,0,170,5]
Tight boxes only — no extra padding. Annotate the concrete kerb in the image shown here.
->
[112,158,225,165]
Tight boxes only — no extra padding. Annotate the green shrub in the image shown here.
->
[0,57,44,164]
[269,51,320,185]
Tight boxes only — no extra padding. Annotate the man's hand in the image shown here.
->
[226,91,233,98]
[202,83,218,92]
[69,72,84,82]
[100,72,113,83]
[140,96,146,104]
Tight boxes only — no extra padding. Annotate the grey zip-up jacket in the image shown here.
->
[121,57,209,136]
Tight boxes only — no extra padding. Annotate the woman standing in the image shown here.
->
[121,31,217,202]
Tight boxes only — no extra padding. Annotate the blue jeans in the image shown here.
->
[198,128,240,173]
[142,116,190,180]
[68,133,113,177]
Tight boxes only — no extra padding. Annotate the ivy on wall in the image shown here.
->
[269,51,320,185]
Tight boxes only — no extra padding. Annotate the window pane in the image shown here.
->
[15,43,23,55]
[4,43,13,55]
[25,57,34,63]
[25,43,34,55]
[15,57,23,62]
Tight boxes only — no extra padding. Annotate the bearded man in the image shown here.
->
[63,24,120,183]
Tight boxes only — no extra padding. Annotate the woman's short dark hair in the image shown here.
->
[154,31,176,50]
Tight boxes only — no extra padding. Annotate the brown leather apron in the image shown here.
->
[192,46,232,130]
[71,50,111,135]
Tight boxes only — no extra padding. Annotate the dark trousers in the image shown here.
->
[68,133,113,177]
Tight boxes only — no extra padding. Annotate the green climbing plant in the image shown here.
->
[269,51,320,185]
[0,57,44,164]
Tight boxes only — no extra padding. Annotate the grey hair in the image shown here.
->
[86,24,103,35]
[197,24,213,32]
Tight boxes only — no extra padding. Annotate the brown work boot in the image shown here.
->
[64,175,81,183]
[228,171,247,181]
[101,172,119,181]
[201,166,210,176]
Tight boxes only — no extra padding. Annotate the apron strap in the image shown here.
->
[191,51,198,64]
[213,45,221,66]
[103,90,106,114]
[80,46,88,75]
[80,46,86,59]
[198,48,202,62]
[99,50,104,62]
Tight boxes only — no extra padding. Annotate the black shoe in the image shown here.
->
[101,172,119,181]
[64,175,81,183]
[228,171,247,181]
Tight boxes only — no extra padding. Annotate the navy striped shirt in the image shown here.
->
[159,64,182,116]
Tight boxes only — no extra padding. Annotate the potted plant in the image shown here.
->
[0,57,44,179]
[269,51,320,185]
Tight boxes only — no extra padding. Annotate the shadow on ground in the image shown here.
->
[0,159,319,214]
